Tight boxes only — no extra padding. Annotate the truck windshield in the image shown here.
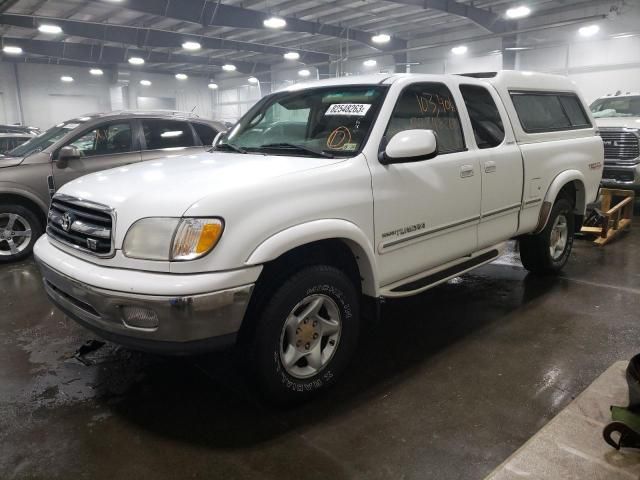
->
[590,96,640,118]
[8,122,79,157]
[219,85,388,157]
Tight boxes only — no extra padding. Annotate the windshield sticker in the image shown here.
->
[327,126,352,149]
[325,103,371,116]
[63,123,80,129]
[341,143,357,152]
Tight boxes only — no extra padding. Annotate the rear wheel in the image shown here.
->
[250,265,360,404]
[0,205,42,263]
[519,198,575,274]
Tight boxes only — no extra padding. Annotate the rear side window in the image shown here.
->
[142,120,196,150]
[510,92,591,133]
[460,85,505,149]
[192,123,218,145]
[386,82,465,154]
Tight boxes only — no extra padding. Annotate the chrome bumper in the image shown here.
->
[601,163,640,189]
[36,259,254,354]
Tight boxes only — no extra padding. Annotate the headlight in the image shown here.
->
[123,217,224,261]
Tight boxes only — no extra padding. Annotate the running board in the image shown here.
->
[382,249,500,298]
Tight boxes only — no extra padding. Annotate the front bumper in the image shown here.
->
[601,163,640,190]
[34,237,257,355]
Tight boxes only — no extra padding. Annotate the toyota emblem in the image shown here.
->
[60,212,74,232]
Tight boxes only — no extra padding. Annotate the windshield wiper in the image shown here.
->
[211,142,247,154]
[258,143,335,158]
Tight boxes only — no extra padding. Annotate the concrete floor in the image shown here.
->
[1,228,640,479]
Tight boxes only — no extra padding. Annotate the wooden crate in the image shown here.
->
[580,188,634,246]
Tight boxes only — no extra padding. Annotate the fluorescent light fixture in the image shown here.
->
[284,51,300,60]
[38,24,63,34]
[2,46,22,54]
[363,59,377,67]
[579,24,600,37]
[208,82,218,89]
[140,79,152,86]
[298,69,311,77]
[371,33,391,44]
[248,77,259,84]
[222,64,236,71]
[128,56,145,65]
[504,46,530,51]
[505,6,531,19]
[89,68,104,75]
[60,76,74,82]
[263,16,286,28]
[613,33,635,39]
[175,73,188,80]
[182,41,201,51]
[451,45,468,55]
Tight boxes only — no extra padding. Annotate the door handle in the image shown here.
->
[460,165,474,178]
[484,161,497,173]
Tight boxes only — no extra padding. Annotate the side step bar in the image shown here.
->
[384,249,500,297]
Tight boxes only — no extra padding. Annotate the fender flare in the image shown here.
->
[245,219,379,296]
[535,170,586,233]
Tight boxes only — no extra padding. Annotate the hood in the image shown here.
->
[0,155,24,169]
[595,117,640,129]
[58,150,341,220]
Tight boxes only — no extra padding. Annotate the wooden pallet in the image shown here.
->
[580,188,634,246]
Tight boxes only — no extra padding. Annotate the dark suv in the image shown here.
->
[0,111,225,262]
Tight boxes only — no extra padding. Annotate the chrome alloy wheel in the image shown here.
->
[279,294,342,379]
[0,213,32,256]
[549,214,568,260]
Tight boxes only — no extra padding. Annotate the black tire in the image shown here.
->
[0,204,43,263]
[519,198,575,274]
[250,265,360,404]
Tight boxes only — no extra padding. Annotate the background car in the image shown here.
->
[0,110,225,262]
[0,132,35,155]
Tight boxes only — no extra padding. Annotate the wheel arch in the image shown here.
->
[245,219,379,297]
[0,189,48,228]
[534,170,586,233]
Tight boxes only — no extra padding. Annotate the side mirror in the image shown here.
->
[380,129,438,165]
[57,146,80,167]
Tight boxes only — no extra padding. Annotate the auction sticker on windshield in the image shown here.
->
[325,104,372,116]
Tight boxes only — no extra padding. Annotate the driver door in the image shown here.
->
[369,81,481,287]
[52,121,141,189]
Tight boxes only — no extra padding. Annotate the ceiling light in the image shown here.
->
[38,24,62,34]
[89,68,104,75]
[298,69,310,77]
[451,45,468,55]
[175,73,188,80]
[263,16,286,28]
[60,76,74,82]
[2,46,22,55]
[505,6,531,19]
[371,33,391,44]
[613,33,635,39]
[504,46,530,51]
[222,64,236,71]
[128,56,145,65]
[208,83,218,89]
[363,59,377,67]
[579,24,600,37]
[284,51,300,60]
[140,79,151,86]
[248,77,259,84]
[182,41,201,51]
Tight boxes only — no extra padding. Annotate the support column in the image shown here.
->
[502,34,517,70]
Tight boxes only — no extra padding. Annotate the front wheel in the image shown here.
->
[519,198,575,274]
[0,205,43,263]
[251,265,360,404]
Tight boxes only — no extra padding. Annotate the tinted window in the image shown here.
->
[460,85,505,149]
[192,123,218,145]
[386,82,465,154]
[559,95,590,127]
[591,96,640,118]
[68,122,132,157]
[142,120,195,150]
[511,92,591,133]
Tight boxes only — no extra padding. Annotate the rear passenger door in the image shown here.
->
[139,119,204,162]
[459,84,523,249]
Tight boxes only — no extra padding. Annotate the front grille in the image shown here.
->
[47,195,114,257]
[602,168,635,183]
[600,129,640,164]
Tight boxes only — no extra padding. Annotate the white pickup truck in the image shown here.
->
[34,71,603,402]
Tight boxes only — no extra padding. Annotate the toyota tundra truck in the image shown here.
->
[34,71,603,402]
